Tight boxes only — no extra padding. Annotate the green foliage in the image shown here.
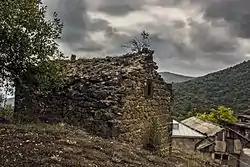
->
[34,60,67,91]
[175,102,199,120]
[122,30,151,53]
[184,102,192,113]
[143,119,162,152]
[196,105,237,124]
[0,0,64,89]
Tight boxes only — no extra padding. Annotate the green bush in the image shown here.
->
[143,118,162,152]
[196,105,237,124]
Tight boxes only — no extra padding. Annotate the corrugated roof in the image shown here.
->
[238,115,250,119]
[181,117,223,136]
[172,120,205,138]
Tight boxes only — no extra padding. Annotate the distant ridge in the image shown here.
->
[159,71,194,83]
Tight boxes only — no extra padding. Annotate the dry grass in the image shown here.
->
[0,123,218,167]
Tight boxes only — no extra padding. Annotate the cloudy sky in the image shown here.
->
[43,0,250,76]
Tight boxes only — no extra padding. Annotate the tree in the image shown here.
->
[196,105,237,124]
[122,30,151,53]
[0,0,64,91]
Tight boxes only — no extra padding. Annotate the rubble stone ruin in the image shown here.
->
[15,50,173,149]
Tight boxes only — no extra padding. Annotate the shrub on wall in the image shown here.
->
[143,118,162,152]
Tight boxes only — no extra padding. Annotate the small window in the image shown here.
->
[173,123,179,130]
[216,132,223,141]
[145,80,153,97]
[214,154,221,159]
[222,154,229,160]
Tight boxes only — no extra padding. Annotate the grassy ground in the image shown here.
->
[0,123,218,167]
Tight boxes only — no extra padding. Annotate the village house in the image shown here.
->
[171,119,206,153]
[182,116,250,167]
[238,114,250,124]
[222,122,250,148]
[241,148,250,167]
[224,114,250,141]
[14,51,173,150]
[222,114,250,166]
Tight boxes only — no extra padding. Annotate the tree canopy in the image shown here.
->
[0,0,64,89]
[196,105,238,124]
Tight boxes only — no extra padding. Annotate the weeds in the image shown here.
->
[143,118,162,152]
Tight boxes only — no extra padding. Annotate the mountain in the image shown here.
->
[173,60,250,119]
[159,72,194,83]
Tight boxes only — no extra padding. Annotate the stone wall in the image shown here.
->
[15,51,172,148]
[172,138,201,153]
[172,138,213,160]
[118,53,172,149]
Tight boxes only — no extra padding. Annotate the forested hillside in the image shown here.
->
[173,60,250,119]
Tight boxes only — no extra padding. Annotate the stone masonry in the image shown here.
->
[15,51,173,149]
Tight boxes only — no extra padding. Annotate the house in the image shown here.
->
[182,117,250,167]
[14,51,173,150]
[231,114,250,141]
[240,148,250,167]
[223,121,250,148]
[238,114,250,124]
[220,114,250,148]
[171,119,206,153]
[182,116,224,137]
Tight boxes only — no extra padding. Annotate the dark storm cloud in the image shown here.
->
[43,0,115,53]
[52,0,88,44]
[171,20,186,29]
[190,22,239,53]
[147,19,246,75]
[76,41,104,52]
[98,4,137,16]
[42,0,250,76]
[149,32,197,62]
[90,19,111,32]
[204,0,250,38]
[94,0,145,16]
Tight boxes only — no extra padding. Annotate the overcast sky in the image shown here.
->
[43,0,250,76]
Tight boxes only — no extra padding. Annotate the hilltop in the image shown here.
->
[173,60,250,119]
[159,72,194,83]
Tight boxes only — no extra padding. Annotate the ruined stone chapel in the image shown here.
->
[15,51,173,148]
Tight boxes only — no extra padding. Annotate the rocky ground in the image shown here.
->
[0,123,217,167]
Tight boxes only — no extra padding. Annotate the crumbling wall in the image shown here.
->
[118,53,172,151]
[15,52,172,147]
[15,57,128,137]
